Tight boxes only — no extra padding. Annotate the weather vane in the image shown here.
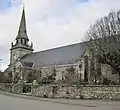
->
[22,0,25,8]
[23,3,25,8]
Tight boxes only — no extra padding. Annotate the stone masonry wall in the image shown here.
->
[0,83,120,100]
[0,83,23,93]
[0,83,13,92]
[13,84,23,93]
[81,85,120,100]
[31,85,120,100]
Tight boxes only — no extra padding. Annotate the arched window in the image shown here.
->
[24,30,26,33]
[16,40,18,44]
[112,68,118,74]
[84,56,88,82]
[25,40,27,45]
[21,39,23,44]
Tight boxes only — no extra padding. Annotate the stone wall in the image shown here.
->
[0,83,23,93]
[31,85,120,100]
[13,84,23,93]
[0,83,120,100]
[31,85,53,97]
[101,64,119,83]
[0,83,13,92]
[81,85,120,100]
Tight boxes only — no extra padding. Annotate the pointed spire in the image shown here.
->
[16,6,29,40]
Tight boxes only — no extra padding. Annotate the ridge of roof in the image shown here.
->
[33,41,84,55]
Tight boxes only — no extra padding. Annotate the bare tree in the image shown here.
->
[39,68,56,84]
[85,10,120,83]
[65,66,76,84]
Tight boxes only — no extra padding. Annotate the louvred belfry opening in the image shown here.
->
[10,7,34,65]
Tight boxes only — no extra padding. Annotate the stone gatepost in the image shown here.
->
[12,84,15,93]
[17,79,24,93]
[31,80,38,96]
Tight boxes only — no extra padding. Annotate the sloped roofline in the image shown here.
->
[32,41,85,55]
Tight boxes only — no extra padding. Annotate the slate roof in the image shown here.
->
[21,61,34,67]
[21,42,86,67]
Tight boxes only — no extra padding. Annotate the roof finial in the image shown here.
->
[23,3,25,9]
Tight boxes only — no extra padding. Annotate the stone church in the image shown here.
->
[4,8,119,84]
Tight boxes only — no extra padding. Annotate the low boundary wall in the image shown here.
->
[31,85,120,100]
[0,83,120,100]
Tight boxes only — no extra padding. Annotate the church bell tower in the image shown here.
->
[10,7,34,65]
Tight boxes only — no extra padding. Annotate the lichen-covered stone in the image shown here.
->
[31,85,120,100]
[0,83,120,100]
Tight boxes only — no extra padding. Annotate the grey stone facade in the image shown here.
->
[9,8,33,65]
[5,7,120,85]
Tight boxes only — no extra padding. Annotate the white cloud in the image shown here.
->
[0,0,120,70]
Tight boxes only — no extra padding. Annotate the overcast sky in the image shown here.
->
[0,0,120,71]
